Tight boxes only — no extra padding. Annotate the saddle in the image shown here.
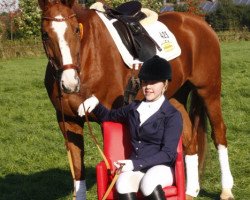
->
[104,1,160,62]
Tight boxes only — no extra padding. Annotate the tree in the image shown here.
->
[15,0,41,38]
[101,0,163,12]
[185,0,204,16]
[206,0,250,31]
[141,0,163,12]
[0,0,18,40]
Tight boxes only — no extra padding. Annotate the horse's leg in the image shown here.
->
[196,88,234,200]
[57,112,86,200]
[169,98,200,200]
[173,86,202,199]
[185,135,200,200]
[185,92,208,200]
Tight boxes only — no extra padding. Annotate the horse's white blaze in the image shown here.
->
[52,15,72,65]
[52,15,78,91]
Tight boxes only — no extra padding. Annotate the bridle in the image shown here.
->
[41,11,81,157]
[41,13,80,79]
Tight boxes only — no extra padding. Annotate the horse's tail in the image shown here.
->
[189,90,207,174]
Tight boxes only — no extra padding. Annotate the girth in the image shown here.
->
[104,1,160,62]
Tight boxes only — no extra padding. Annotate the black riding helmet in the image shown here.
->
[138,55,172,81]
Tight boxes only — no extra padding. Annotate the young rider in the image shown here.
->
[78,55,183,200]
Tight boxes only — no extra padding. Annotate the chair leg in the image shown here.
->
[118,192,137,200]
[144,185,166,200]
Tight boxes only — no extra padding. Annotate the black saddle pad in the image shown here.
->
[106,1,142,16]
[115,1,142,16]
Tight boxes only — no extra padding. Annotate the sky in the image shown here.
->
[0,0,19,13]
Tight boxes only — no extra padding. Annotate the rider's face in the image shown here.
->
[141,80,168,102]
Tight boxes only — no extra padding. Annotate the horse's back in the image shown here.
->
[159,12,219,43]
[159,12,220,55]
[157,12,221,97]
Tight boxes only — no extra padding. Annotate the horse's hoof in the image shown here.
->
[220,198,234,200]
[220,188,234,200]
[186,194,194,200]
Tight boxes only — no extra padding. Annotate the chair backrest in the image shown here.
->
[102,121,182,169]
[102,122,132,170]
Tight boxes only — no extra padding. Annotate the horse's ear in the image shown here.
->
[38,0,76,10]
[38,0,49,11]
[96,0,106,3]
[61,0,76,8]
[38,0,56,11]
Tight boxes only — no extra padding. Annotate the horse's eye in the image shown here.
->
[42,32,49,40]
[75,27,80,34]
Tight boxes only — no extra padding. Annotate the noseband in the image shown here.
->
[43,13,76,22]
[41,13,80,78]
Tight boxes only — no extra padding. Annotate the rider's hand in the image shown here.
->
[77,95,99,117]
[114,160,134,172]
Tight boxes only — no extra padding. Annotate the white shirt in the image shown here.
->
[137,95,165,126]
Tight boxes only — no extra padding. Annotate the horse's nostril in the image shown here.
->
[61,82,69,93]
[76,84,80,93]
[74,77,80,93]
[60,79,80,94]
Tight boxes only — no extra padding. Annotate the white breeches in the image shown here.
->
[116,165,173,196]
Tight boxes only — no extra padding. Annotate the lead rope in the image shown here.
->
[83,105,125,200]
[59,94,120,200]
[57,83,76,200]
[101,164,125,200]
[83,105,111,170]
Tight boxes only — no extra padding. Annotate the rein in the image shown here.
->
[83,106,111,171]
[42,12,81,200]
[84,107,121,200]
[57,77,76,183]
[124,64,141,105]
[58,90,117,200]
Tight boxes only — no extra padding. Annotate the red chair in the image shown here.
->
[96,121,185,200]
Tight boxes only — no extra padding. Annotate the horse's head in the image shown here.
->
[39,0,81,93]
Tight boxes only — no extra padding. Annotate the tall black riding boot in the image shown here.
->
[118,192,137,200]
[144,185,166,200]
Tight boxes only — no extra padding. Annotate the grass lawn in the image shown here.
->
[0,41,249,199]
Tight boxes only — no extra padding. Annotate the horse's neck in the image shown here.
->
[80,11,125,68]
[78,11,125,83]
[80,12,108,63]
[80,11,135,107]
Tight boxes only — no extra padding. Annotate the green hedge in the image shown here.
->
[1,30,249,60]
[205,0,250,31]
[173,0,250,31]
[217,29,250,42]
[0,38,44,59]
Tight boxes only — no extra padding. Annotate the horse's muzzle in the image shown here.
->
[60,76,80,94]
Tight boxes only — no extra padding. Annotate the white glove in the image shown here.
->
[78,95,99,117]
[114,160,134,172]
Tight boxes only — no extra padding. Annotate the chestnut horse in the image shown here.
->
[38,0,234,199]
